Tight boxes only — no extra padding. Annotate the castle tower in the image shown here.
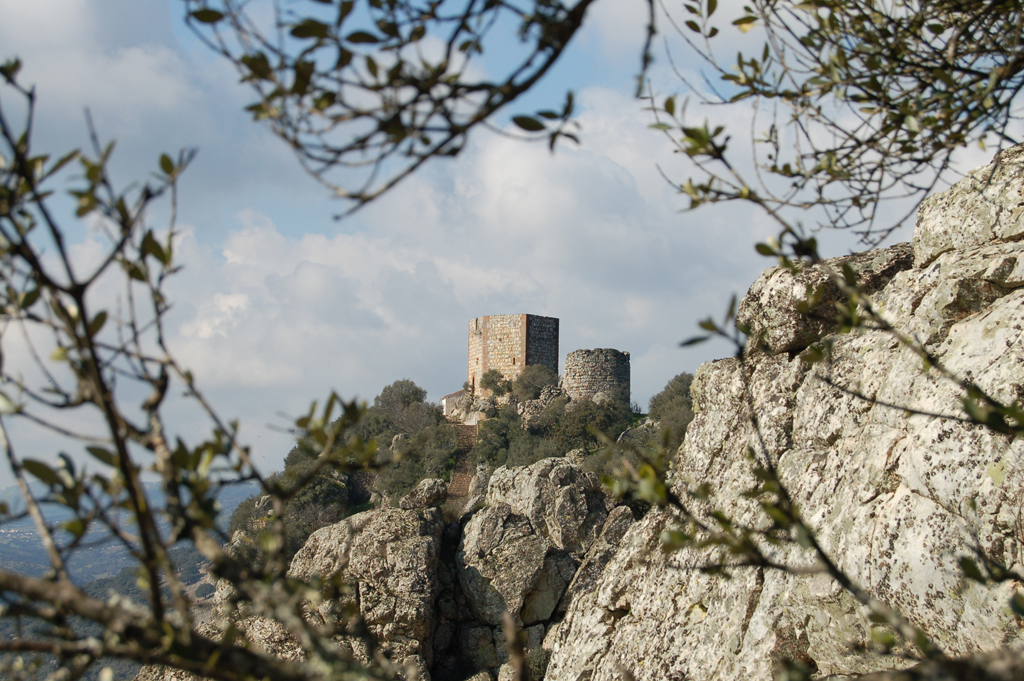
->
[563,348,630,404]
[468,314,558,396]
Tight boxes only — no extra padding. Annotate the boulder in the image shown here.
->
[456,459,611,631]
[288,506,444,665]
[400,477,448,509]
[735,242,913,354]
[485,458,609,554]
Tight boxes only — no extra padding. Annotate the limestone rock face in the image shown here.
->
[288,505,444,665]
[735,242,914,354]
[546,147,1024,681]
[915,144,1024,267]
[485,458,609,553]
[456,458,609,630]
[400,477,448,509]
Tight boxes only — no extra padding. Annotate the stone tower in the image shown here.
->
[563,348,630,404]
[467,314,558,396]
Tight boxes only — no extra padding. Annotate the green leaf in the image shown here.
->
[87,311,107,337]
[0,390,20,414]
[665,96,675,116]
[292,60,315,95]
[63,518,86,538]
[870,628,896,648]
[755,243,776,256]
[141,231,169,265]
[959,556,986,582]
[23,459,60,486]
[0,58,21,83]
[160,154,174,176]
[291,19,330,39]
[338,0,355,24]
[733,16,757,32]
[240,52,272,80]
[346,31,380,44]
[1011,592,1024,617]
[87,446,116,467]
[794,523,813,548]
[19,287,39,309]
[679,335,710,347]
[685,20,701,32]
[707,0,717,16]
[190,9,225,24]
[512,116,545,132]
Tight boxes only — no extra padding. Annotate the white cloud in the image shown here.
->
[0,0,920,491]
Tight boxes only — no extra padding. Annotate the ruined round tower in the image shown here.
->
[563,348,630,404]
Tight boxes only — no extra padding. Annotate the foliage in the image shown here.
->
[227,440,351,568]
[646,372,695,454]
[551,394,632,452]
[181,0,604,211]
[471,407,560,469]
[183,0,1024,242]
[354,378,445,443]
[0,62,383,681]
[652,0,1024,243]
[479,369,511,397]
[511,364,559,402]
[373,423,459,502]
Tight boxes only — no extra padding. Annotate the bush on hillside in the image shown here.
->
[647,372,695,454]
[471,408,558,469]
[552,396,632,452]
[479,369,511,396]
[374,423,459,502]
[511,364,559,402]
[352,378,446,445]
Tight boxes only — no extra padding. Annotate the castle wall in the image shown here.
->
[467,314,559,397]
[525,316,559,374]
[563,348,630,404]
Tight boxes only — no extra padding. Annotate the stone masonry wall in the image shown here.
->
[525,315,558,374]
[468,314,559,397]
[563,348,630,403]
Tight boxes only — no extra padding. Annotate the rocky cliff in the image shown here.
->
[546,147,1024,680]
[138,148,1024,681]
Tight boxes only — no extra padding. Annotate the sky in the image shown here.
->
[0,0,967,484]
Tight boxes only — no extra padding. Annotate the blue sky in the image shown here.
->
[0,0,936,483]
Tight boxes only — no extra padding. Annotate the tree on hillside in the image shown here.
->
[646,372,694,454]
[350,379,458,501]
[511,365,559,402]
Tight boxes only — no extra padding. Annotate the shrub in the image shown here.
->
[479,369,511,396]
[552,397,632,452]
[195,583,215,599]
[374,423,459,502]
[648,372,695,454]
[512,364,558,402]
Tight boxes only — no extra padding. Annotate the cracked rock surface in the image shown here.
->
[546,147,1024,681]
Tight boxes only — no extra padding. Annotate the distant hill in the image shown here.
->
[0,479,260,582]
